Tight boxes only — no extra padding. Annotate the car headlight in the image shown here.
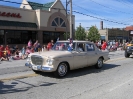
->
[27,57,31,62]
[127,47,130,50]
[46,58,54,66]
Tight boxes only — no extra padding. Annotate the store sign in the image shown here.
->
[130,31,133,34]
[0,11,21,18]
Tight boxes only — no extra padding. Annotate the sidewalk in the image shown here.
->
[0,59,27,69]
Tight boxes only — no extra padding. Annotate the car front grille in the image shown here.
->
[31,55,43,65]
[131,47,133,50]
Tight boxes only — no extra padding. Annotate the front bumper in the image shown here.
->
[25,62,55,72]
[126,49,133,54]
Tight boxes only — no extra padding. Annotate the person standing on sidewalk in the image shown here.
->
[101,40,107,50]
[28,39,32,49]
[33,40,38,52]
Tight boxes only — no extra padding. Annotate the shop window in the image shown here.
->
[43,32,61,43]
[6,30,37,44]
[0,30,4,44]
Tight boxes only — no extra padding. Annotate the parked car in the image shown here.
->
[125,41,133,58]
[25,40,109,77]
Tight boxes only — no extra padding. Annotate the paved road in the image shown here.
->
[0,50,125,79]
[0,50,125,76]
[0,50,133,99]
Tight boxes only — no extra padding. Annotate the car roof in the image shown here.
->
[57,40,93,43]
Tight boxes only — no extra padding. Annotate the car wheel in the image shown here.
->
[125,51,130,58]
[95,58,103,69]
[54,62,68,77]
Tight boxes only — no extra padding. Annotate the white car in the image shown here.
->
[25,40,109,77]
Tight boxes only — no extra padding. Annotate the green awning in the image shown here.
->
[0,20,37,28]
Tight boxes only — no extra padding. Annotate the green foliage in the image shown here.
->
[63,32,70,40]
[75,25,86,40]
[87,26,100,42]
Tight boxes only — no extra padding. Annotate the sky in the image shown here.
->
[0,0,133,29]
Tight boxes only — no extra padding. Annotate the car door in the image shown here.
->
[86,43,98,66]
[73,43,87,69]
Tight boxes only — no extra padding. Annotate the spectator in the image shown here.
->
[101,40,107,50]
[12,49,21,60]
[26,46,31,55]
[0,48,9,61]
[5,45,11,60]
[28,39,32,48]
[51,39,54,47]
[37,43,41,52]
[0,45,2,58]
[21,46,26,59]
[47,41,52,51]
[33,40,38,52]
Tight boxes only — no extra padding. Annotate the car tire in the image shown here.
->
[54,62,68,78]
[125,51,130,58]
[95,58,103,69]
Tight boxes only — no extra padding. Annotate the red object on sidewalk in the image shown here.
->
[47,42,52,51]
[101,41,107,50]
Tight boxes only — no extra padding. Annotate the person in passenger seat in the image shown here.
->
[78,44,83,51]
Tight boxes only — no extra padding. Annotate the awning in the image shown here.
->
[125,26,133,31]
[0,20,37,28]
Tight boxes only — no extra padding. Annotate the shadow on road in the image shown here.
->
[38,63,121,78]
[66,64,120,78]
[0,80,56,94]
[0,64,121,94]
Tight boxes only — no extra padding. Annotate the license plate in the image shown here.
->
[32,66,38,70]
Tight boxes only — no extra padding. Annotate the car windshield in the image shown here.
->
[52,42,76,51]
[131,41,133,44]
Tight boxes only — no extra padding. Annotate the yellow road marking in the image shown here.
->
[0,73,39,82]
[105,57,126,63]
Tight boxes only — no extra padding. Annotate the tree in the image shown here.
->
[87,26,100,42]
[75,24,86,40]
[63,32,70,40]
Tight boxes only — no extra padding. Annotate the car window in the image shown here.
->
[52,42,76,51]
[86,43,95,51]
[77,43,85,52]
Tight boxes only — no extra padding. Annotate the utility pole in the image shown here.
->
[70,0,73,39]
[65,0,68,40]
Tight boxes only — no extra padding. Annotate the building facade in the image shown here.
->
[99,28,129,43]
[0,0,75,47]
[125,26,133,41]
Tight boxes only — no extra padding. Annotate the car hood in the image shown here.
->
[127,44,133,46]
[29,51,72,58]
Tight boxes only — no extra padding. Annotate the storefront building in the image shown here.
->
[98,21,129,43]
[99,28,129,43]
[125,26,133,41]
[0,0,75,47]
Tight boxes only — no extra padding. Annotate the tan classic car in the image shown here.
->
[25,40,109,77]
